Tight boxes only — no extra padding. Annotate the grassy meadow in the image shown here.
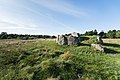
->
[0,37,120,80]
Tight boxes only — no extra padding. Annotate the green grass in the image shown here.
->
[103,42,120,54]
[103,42,120,67]
[0,39,120,80]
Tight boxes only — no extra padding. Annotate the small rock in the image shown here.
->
[91,44,104,52]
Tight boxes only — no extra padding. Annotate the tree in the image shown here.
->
[93,29,98,35]
[0,32,7,39]
[51,36,56,38]
[116,31,120,38]
[84,29,98,36]
[85,30,94,36]
[99,30,105,38]
[106,30,116,38]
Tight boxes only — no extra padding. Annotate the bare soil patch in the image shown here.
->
[102,39,120,43]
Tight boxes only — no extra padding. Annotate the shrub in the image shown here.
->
[82,36,99,44]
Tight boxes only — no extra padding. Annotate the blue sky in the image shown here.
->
[0,0,120,35]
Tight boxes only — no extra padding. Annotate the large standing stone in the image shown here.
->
[71,32,79,37]
[97,36,103,44]
[68,35,75,45]
[57,35,67,45]
[68,36,80,45]
[56,35,59,43]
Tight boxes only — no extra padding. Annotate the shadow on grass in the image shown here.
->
[80,37,90,41]
[104,48,119,54]
[79,43,91,46]
[103,43,120,48]
[103,43,120,54]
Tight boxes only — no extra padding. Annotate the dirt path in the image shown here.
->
[102,39,120,43]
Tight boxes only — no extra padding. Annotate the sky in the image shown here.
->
[0,0,120,35]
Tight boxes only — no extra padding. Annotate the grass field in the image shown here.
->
[0,38,120,80]
[102,39,120,54]
[103,39,120,67]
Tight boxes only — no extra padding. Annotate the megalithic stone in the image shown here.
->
[97,36,103,44]
[56,32,81,45]
[68,36,74,45]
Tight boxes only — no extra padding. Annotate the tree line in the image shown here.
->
[82,29,120,38]
[0,30,120,39]
[0,32,56,39]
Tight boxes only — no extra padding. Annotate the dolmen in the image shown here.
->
[56,32,80,45]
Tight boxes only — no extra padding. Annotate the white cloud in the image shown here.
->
[0,13,42,34]
[0,0,82,35]
[30,0,86,17]
[0,15,37,29]
[24,7,79,33]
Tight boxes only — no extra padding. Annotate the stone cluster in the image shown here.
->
[56,32,80,45]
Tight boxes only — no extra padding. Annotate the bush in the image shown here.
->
[82,36,99,44]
